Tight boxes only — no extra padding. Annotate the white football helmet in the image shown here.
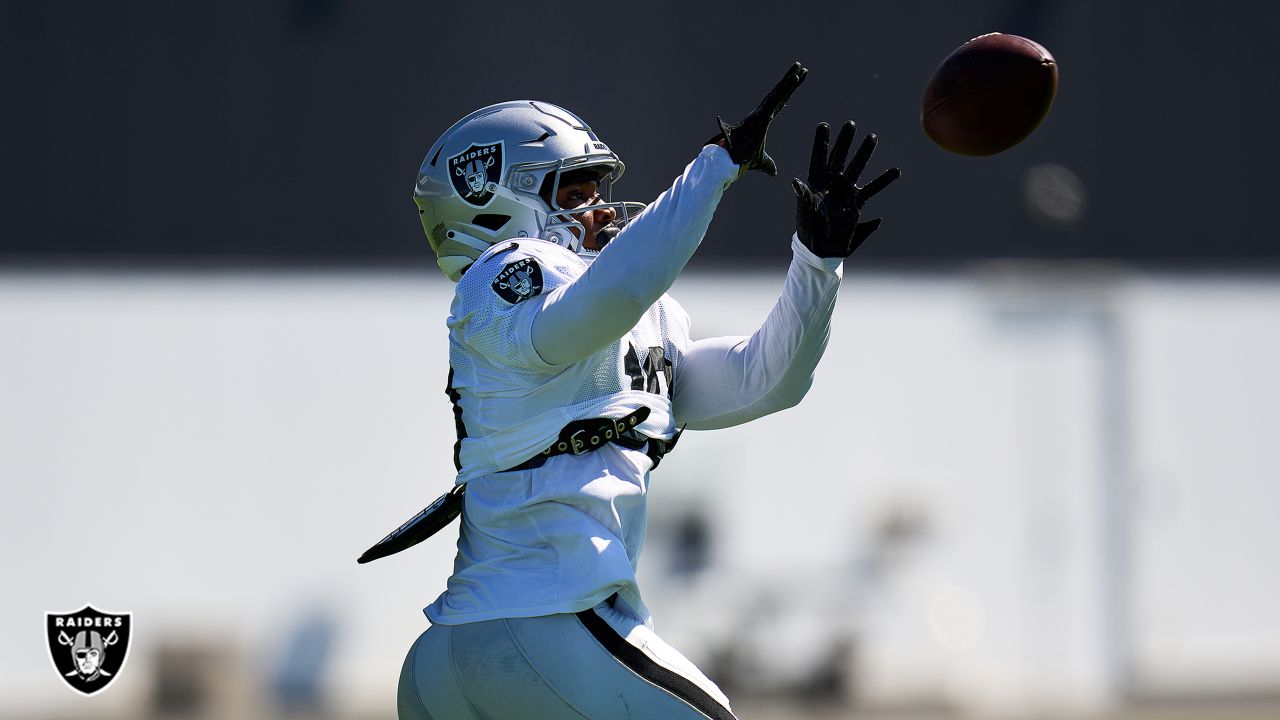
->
[414,100,645,280]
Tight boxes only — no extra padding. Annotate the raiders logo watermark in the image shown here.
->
[492,257,543,304]
[448,141,503,207]
[46,605,132,696]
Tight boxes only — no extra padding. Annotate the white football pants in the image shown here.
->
[397,595,737,719]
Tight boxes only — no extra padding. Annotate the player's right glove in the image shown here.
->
[707,62,808,176]
[792,120,902,258]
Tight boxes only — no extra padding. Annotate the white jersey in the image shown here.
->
[446,238,685,484]
[427,145,844,625]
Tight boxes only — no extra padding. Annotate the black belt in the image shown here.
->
[506,406,668,471]
[356,407,681,565]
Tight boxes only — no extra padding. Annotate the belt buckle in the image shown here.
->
[569,429,589,455]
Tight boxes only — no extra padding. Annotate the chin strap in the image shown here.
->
[595,226,620,247]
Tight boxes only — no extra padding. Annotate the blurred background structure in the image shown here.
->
[3,2,1279,719]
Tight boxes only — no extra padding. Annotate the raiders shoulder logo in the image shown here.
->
[448,141,504,207]
[46,605,133,696]
[492,257,543,304]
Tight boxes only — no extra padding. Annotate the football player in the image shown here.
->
[397,63,900,719]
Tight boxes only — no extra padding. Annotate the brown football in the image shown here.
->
[922,33,1058,156]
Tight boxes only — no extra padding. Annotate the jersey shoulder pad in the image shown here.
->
[460,240,582,306]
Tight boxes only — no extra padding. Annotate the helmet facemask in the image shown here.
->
[532,163,645,253]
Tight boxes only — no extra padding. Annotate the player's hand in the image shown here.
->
[707,62,807,176]
[792,121,901,258]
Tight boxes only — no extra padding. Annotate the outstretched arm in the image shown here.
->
[531,145,738,366]
[673,237,841,430]
[531,63,808,367]
[673,120,901,429]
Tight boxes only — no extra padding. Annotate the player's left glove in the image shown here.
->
[707,61,807,176]
[792,120,902,258]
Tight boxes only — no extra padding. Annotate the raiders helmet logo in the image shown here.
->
[448,141,504,207]
[46,605,132,696]
[492,257,544,304]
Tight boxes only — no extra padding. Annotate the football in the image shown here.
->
[921,32,1058,156]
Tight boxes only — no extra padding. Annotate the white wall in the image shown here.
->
[2,266,1277,717]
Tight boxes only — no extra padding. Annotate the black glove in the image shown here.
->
[707,62,808,176]
[792,121,901,258]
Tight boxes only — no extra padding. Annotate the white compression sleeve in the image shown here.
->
[672,235,843,431]
[531,145,738,366]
